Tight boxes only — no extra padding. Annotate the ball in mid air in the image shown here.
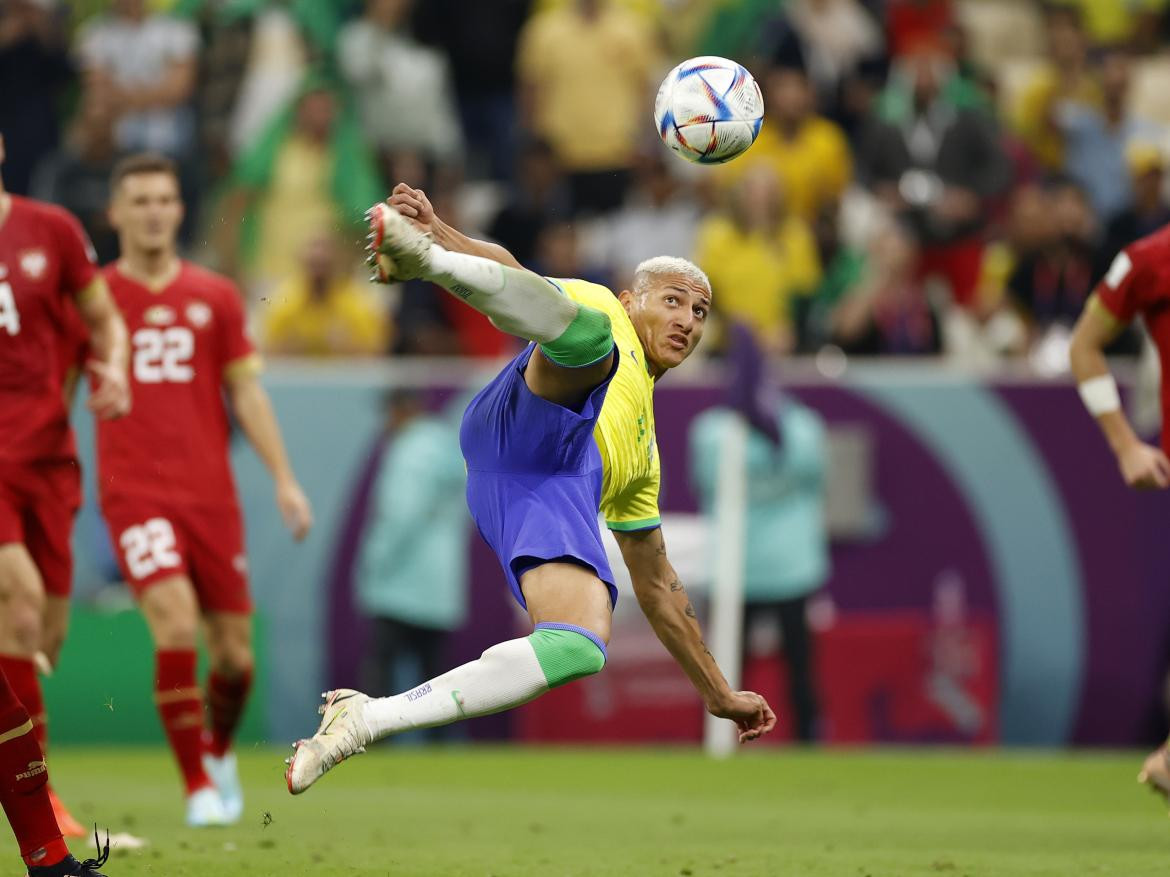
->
[654,56,764,165]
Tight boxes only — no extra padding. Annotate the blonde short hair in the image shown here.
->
[632,256,712,297]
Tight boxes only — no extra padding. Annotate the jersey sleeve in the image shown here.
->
[51,208,98,299]
[603,463,662,532]
[217,284,259,377]
[1094,247,1145,325]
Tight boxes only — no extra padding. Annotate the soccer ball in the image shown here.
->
[654,56,764,165]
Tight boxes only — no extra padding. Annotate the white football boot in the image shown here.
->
[202,750,243,823]
[185,786,230,828]
[285,689,373,795]
[365,202,433,283]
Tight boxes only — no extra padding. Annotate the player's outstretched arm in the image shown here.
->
[225,369,313,540]
[388,183,524,270]
[1070,295,1170,489]
[75,275,131,419]
[614,527,776,743]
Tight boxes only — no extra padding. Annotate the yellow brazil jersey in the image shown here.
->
[551,277,661,532]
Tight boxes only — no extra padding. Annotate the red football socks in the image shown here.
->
[0,655,47,751]
[207,667,252,758]
[0,670,68,868]
[155,650,212,795]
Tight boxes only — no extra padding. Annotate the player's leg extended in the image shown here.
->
[201,611,252,822]
[368,204,614,402]
[286,562,610,794]
[139,575,228,826]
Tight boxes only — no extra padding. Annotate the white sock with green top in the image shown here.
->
[425,247,614,367]
[361,624,607,739]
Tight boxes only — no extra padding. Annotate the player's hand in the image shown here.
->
[388,183,435,234]
[708,690,777,743]
[85,359,131,420]
[277,479,313,541]
[1118,441,1170,490]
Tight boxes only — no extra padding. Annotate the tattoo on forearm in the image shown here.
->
[685,602,697,618]
[669,578,682,592]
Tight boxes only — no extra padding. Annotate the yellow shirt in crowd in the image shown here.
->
[694,214,822,343]
[716,117,852,221]
[263,274,387,357]
[517,4,657,171]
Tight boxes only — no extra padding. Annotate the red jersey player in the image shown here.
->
[97,154,312,827]
[0,133,130,841]
[1070,223,1170,807]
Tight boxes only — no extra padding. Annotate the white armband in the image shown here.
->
[1078,374,1121,417]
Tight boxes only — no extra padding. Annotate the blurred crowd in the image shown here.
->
[5,0,1170,366]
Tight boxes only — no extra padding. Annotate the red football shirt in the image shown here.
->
[96,261,257,506]
[0,196,98,463]
[1095,223,1170,455]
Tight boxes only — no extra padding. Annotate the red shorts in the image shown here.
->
[0,460,82,597]
[101,495,251,614]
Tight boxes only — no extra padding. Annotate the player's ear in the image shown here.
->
[617,289,636,313]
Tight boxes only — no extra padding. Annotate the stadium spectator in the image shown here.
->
[690,324,829,743]
[356,389,468,742]
[338,0,464,179]
[1095,143,1170,283]
[487,138,571,267]
[413,0,531,181]
[516,0,658,214]
[695,165,821,355]
[1005,178,1098,343]
[770,0,885,117]
[601,149,702,292]
[1009,4,1100,173]
[29,91,124,265]
[75,0,199,160]
[830,221,942,355]
[799,201,867,350]
[857,41,1010,310]
[0,0,72,196]
[1055,0,1168,47]
[263,231,388,357]
[1059,45,1163,224]
[718,55,853,223]
[217,74,383,293]
[885,0,954,58]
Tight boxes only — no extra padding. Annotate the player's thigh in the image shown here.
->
[0,543,47,652]
[183,504,252,617]
[519,561,612,643]
[202,611,253,674]
[524,346,616,409]
[22,460,80,603]
[138,575,202,649]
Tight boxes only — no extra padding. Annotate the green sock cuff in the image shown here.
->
[540,304,614,368]
[527,627,606,689]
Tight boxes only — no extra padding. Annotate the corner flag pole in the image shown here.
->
[703,415,748,758]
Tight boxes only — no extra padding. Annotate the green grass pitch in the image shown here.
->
[13,747,1170,876]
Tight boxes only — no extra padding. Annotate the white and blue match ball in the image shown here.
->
[653,56,764,165]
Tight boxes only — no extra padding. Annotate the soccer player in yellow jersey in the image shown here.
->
[287,185,775,793]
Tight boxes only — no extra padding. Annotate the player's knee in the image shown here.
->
[527,624,607,689]
[539,304,613,368]
[212,646,253,678]
[150,612,199,650]
[0,594,45,654]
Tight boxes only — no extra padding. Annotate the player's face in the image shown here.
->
[110,172,183,253]
[620,273,710,377]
